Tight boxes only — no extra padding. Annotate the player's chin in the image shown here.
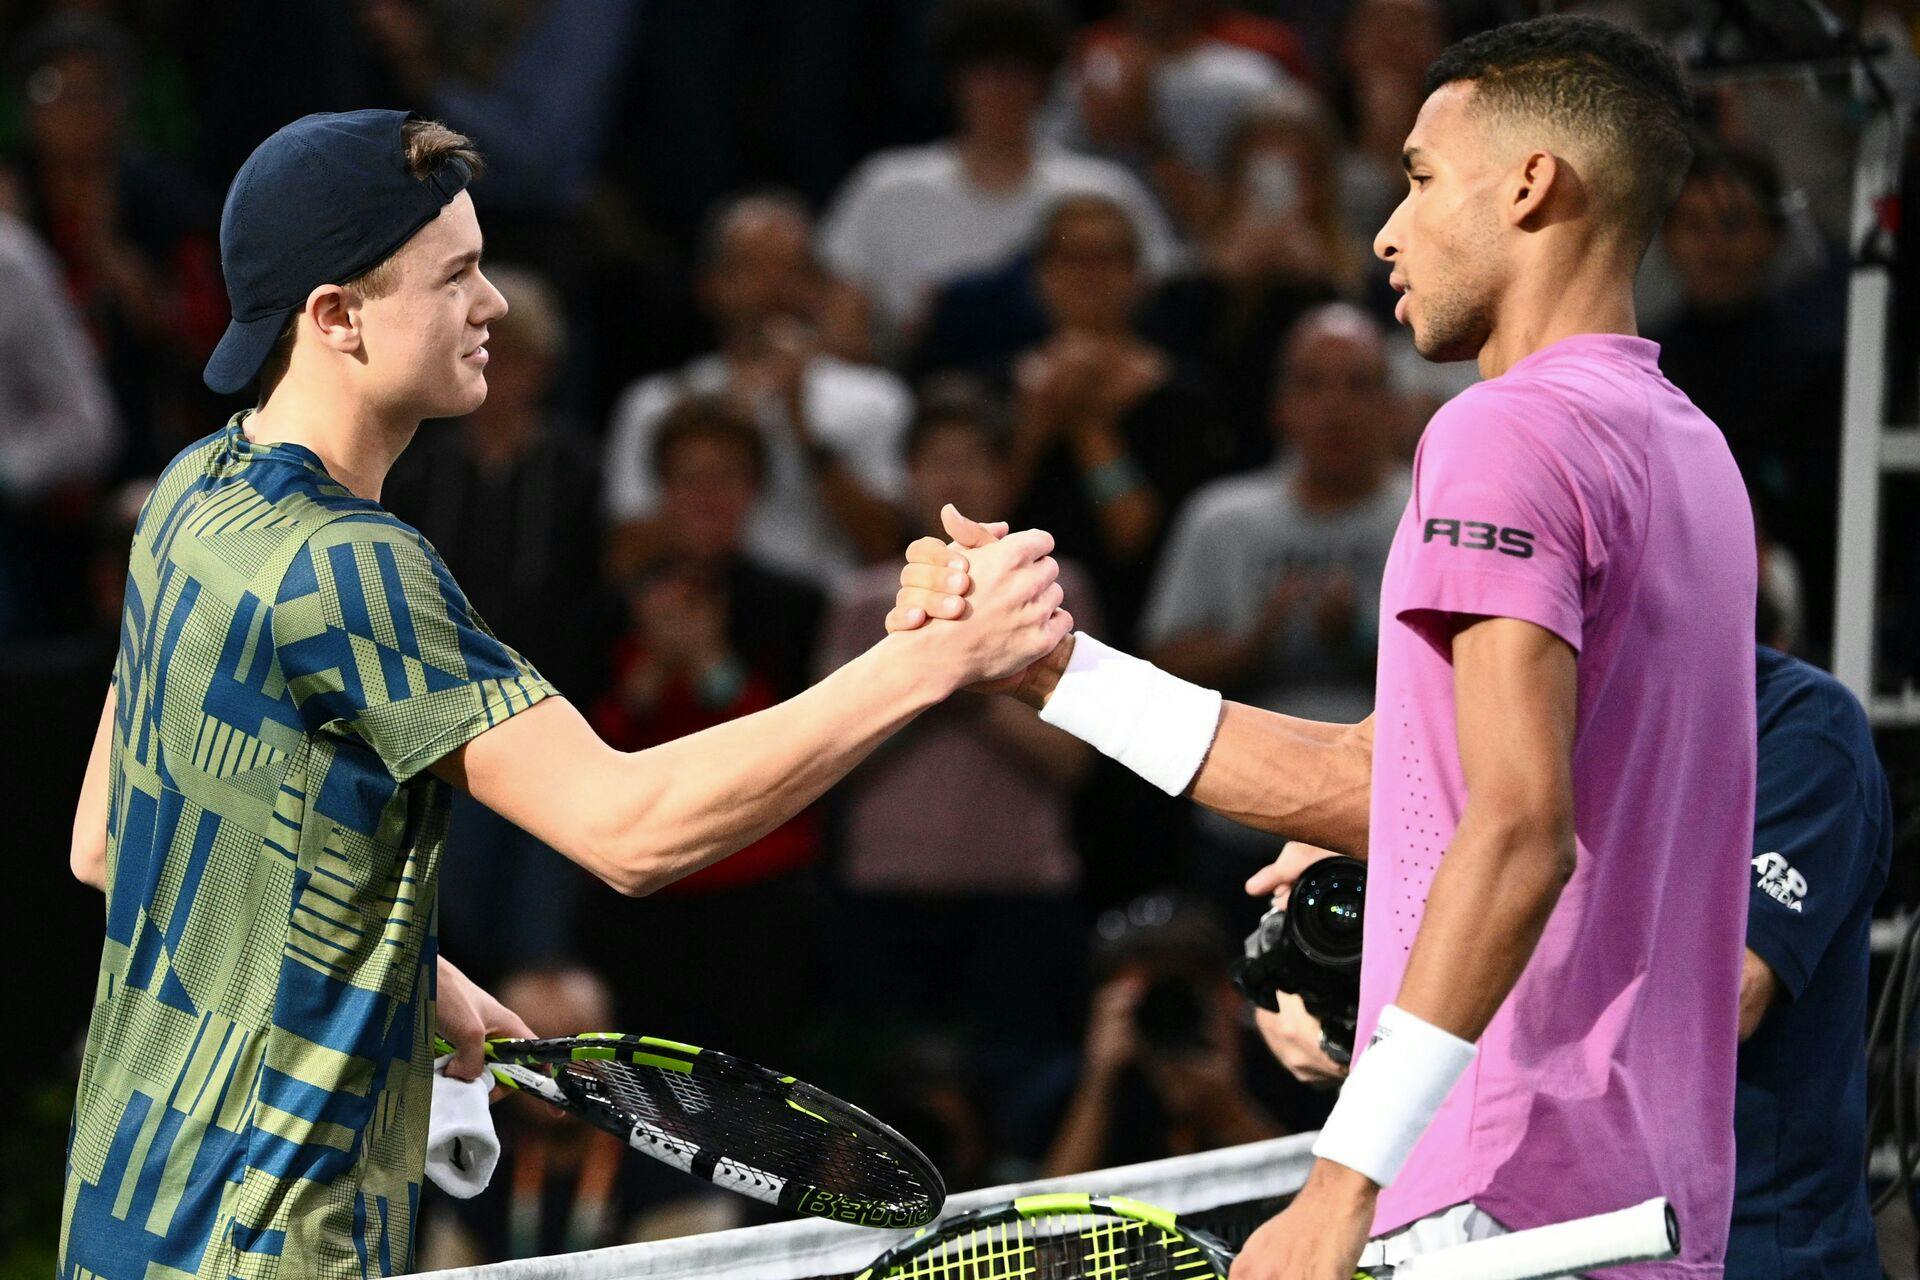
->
[442,366,490,415]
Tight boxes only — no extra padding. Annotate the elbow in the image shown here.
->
[583,825,673,898]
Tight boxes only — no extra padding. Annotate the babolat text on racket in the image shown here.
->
[437,1032,945,1228]
[854,1193,1234,1280]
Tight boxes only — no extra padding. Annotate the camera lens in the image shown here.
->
[1291,858,1366,967]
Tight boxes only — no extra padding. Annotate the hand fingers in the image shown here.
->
[1046,608,1074,645]
[906,535,965,569]
[1245,859,1292,898]
[901,562,971,595]
[885,605,927,632]
[438,1007,487,1083]
[984,521,1011,538]
[941,504,999,549]
[897,585,965,621]
[993,527,1057,562]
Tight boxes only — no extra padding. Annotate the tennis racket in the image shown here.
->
[854,1193,1235,1280]
[437,1032,946,1228]
[1363,1197,1680,1279]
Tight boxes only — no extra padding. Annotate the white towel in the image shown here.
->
[425,1055,500,1198]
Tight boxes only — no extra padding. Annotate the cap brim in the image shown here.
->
[204,308,295,396]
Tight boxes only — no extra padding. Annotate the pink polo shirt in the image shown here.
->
[1359,334,1756,1278]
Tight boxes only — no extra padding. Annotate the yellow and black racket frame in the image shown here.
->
[855,1192,1236,1280]
[442,1032,946,1228]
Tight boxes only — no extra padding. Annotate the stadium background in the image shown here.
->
[1,0,1915,1273]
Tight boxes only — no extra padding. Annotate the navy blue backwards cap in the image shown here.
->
[204,109,475,395]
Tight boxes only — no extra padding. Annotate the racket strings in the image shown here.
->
[879,1215,1223,1280]
[555,1057,938,1212]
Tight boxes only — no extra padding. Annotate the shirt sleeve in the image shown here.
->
[1393,388,1595,653]
[1746,728,1879,1002]
[269,517,557,783]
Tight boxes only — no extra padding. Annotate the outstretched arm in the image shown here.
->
[889,510,1373,855]
[434,532,1069,897]
[71,684,115,891]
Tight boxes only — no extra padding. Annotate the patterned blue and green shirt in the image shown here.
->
[63,415,554,1278]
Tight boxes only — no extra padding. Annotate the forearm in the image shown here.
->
[1015,637,1371,852]
[1393,801,1574,1040]
[1187,704,1373,855]
[591,633,949,893]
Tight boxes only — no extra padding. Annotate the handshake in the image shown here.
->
[882,504,1078,706]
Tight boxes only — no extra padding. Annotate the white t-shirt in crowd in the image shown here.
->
[817,141,1179,336]
[602,352,912,584]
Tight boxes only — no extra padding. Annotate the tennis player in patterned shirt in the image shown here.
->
[62,110,1069,1278]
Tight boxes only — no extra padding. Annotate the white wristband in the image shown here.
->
[1037,633,1223,796]
[1312,1004,1476,1188]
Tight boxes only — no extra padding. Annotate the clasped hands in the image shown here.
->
[887,504,1076,700]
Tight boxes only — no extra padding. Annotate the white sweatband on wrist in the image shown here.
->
[1037,632,1223,796]
[1312,1004,1476,1188]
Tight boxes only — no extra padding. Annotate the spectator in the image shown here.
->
[1006,191,1243,641]
[359,0,638,223]
[0,207,119,638]
[817,0,1176,360]
[418,964,741,1265]
[384,263,608,699]
[5,13,223,474]
[1141,303,1407,911]
[1045,0,1308,234]
[1330,0,1449,248]
[1036,894,1308,1176]
[818,381,1094,1064]
[581,395,829,1060]
[604,191,911,585]
[1653,143,1844,657]
[1142,87,1354,436]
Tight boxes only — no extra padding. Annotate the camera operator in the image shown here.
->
[1039,894,1308,1177]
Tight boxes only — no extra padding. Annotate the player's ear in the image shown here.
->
[307,283,362,356]
[1506,149,1560,229]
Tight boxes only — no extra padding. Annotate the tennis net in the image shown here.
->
[403,1133,1317,1280]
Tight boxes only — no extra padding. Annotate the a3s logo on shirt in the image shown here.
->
[1752,851,1807,912]
[1423,518,1536,559]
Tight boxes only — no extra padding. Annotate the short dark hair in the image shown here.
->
[1423,15,1692,248]
[650,393,767,488]
[256,117,484,395]
[931,0,1067,80]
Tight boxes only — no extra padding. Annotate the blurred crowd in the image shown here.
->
[2,0,1908,1265]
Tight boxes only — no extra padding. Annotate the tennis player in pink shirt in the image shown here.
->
[889,13,1756,1280]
